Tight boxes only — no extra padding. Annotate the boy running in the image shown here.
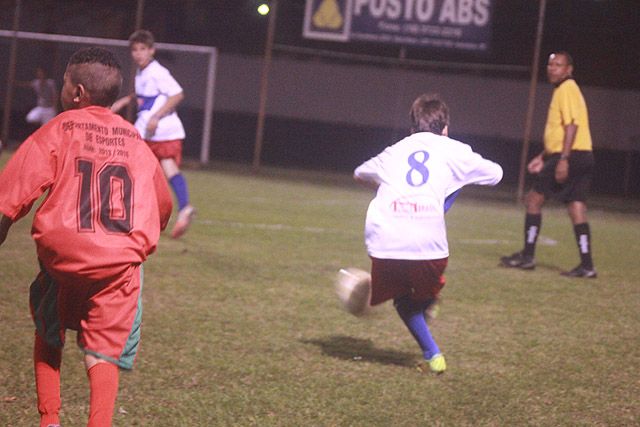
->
[0,47,172,427]
[354,94,503,373]
[112,29,194,238]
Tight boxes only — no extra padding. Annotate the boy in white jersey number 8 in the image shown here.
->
[354,94,503,373]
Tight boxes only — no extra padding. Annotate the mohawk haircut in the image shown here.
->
[410,93,450,135]
[67,47,123,107]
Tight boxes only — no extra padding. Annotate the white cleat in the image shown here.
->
[171,205,195,239]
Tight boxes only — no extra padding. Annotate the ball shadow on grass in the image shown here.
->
[301,335,416,367]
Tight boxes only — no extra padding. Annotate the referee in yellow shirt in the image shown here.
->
[501,51,596,278]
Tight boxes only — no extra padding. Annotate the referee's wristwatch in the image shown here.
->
[559,154,569,161]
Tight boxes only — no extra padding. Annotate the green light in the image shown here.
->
[257,3,270,15]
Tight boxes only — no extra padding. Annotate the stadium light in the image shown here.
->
[257,2,270,16]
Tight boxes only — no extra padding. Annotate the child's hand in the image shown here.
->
[145,116,159,138]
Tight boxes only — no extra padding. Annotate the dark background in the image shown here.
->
[1,0,639,195]
[2,0,637,89]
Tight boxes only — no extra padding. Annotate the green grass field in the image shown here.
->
[1,160,639,426]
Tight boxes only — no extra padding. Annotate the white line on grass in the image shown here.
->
[195,219,557,246]
[237,197,360,207]
[198,218,354,235]
[457,236,557,246]
[457,239,512,245]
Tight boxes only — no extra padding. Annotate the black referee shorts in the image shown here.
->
[531,151,595,203]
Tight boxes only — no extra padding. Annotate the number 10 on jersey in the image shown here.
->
[76,158,133,234]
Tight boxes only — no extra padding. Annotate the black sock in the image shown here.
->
[523,213,542,258]
[573,223,594,269]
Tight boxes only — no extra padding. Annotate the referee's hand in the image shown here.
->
[555,159,569,183]
[527,154,544,174]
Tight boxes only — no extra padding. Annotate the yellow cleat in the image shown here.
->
[416,353,447,374]
[427,353,446,374]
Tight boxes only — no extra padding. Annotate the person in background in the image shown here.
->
[19,66,58,126]
[112,29,195,239]
[500,51,597,278]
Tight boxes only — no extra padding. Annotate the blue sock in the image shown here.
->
[169,174,189,211]
[394,296,440,360]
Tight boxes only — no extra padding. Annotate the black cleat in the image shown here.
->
[561,265,597,279]
[500,252,536,270]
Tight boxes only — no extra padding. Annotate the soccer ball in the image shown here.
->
[335,268,371,316]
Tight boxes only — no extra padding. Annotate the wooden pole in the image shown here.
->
[391,45,407,143]
[517,0,547,202]
[135,0,145,29]
[253,0,278,170]
[1,0,22,154]
[124,0,145,123]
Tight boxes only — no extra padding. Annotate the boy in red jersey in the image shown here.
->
[0,47,172,427]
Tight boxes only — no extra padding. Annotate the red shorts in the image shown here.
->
[370,257,448,306]
[146,139,183,166]
[29,263,144,370]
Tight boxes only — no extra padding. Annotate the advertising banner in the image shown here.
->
[304,0,493,51]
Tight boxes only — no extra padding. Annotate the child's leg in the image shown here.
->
[394,295,440,360]
[161,157,194,238]
[81,265,143,426]
[34,333,62,427]
[169,173,190,211]
[86,356,119,427]
[161,158,190,210]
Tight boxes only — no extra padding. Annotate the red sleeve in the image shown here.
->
[154,163,173,231]
[0,130,57,221]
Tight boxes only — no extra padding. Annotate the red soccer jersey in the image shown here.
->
[0,106,172,280]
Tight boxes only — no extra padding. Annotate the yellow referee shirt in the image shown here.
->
[543,79,593,153]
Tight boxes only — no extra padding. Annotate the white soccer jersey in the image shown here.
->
[31,78,57,108]
[134,60,186,141]
[354,132,503,260]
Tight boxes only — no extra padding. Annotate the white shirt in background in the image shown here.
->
[134,60,186,141]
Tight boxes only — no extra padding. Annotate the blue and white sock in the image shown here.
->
[394,296,440,360]
[169,174,189,211]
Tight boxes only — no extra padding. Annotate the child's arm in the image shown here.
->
[354,174,380,190]
[153,164,173,231]
[0,215,13,246]
[111,94,134,113]
[354,150,388,190]
[145,92,184,137]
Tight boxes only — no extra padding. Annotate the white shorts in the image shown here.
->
[26,106,57,125]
